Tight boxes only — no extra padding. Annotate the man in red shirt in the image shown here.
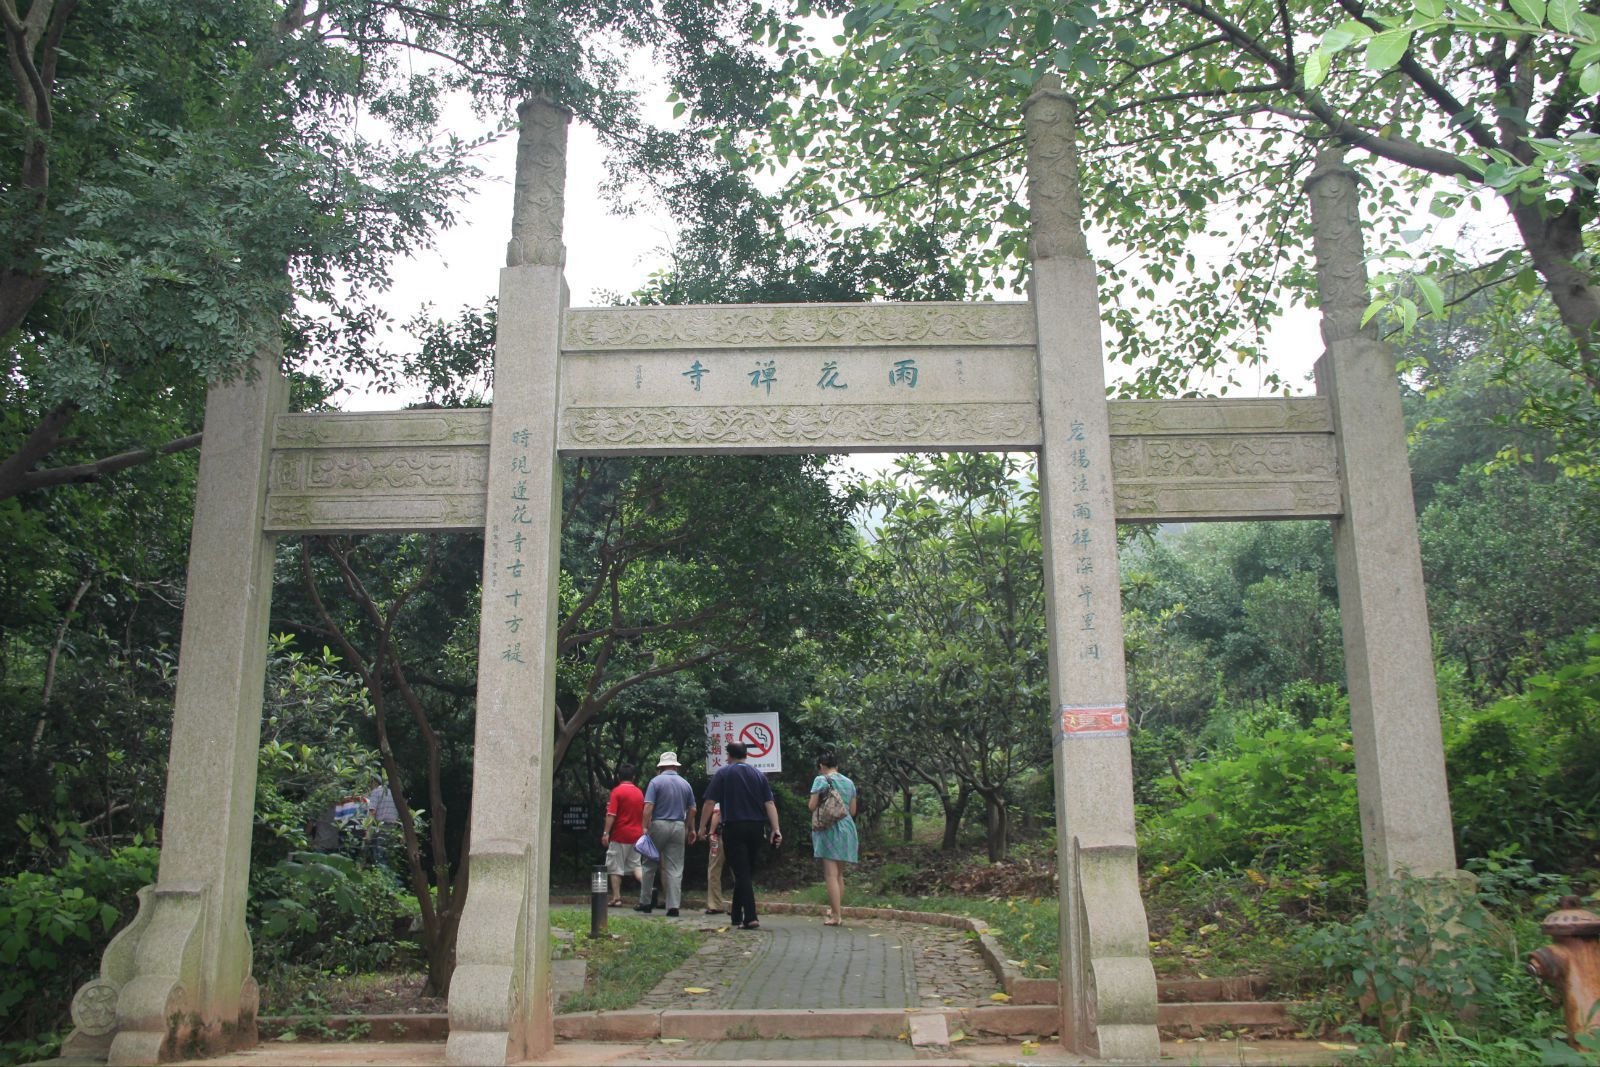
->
[600,763,645,905]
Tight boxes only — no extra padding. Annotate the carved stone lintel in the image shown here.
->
[507,98,569,269]
[274,410,491,450]
[1023,74,1088,261]
[1107,397,1332,435]
[559,403,1041,452]
[1306,150,1376,349]
[1110,433,1337,481]
[562,302,1036,351]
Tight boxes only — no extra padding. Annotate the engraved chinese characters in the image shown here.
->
[499,427,535,665]
[557,303,1041,454]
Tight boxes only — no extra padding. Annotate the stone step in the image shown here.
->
[1157,1000,1297,1028]
[259,999,1298,1045]
[1159,975,1273,1002]
[1001,974,1280,1006]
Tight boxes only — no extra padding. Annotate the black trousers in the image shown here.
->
[721,819,767,925]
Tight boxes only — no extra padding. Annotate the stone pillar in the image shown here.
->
[446,97,569,1066]
[62,344,286,1064]
[1024,75,1159,1061]
[1308,151,1458,889]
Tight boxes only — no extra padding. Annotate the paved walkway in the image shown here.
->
[635,912,1000,1012]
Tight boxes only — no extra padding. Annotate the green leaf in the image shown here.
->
[1365,29,1413,70]
[1304,49,1330,89]
[1414,274,1445,318]
[1322,20,1374,52]
[1509,0,1546,26]
[1550,0,1580,32]
[1581,63,1600,96]
[1414,0,1444,16]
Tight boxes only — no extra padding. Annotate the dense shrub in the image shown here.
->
[249,852,417,975]
[1445,633,1600,871]
[0,834,158,1063]
[1298,857,1587,1058]
[1140,712,1362,887]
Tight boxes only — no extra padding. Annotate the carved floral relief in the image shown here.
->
[559,403,1042,448]
[563,303,1035,351]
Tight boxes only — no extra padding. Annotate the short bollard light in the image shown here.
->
[591,864,609,937]
[1527,895,1600,1050]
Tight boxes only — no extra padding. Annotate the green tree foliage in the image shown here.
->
[1122,522,1342,723]
[1444,633,1600,870]
[274,451,866,994]
[1420,471,1600,689]
[1,0,782,500]
[674,0,1600,419]
[814,452,1047,861]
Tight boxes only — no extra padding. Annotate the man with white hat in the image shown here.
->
[636,751,698,916]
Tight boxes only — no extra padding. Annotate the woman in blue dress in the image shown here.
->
[808,750,859,926]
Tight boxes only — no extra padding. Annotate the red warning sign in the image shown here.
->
[705,713,783,772]
[739,722,775,759]
[1058,703,1128,739]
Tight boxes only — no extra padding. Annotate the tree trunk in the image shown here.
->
[940,784,971,851]
[982,791,1009,862]
[901,785,913,843]
[1509,198,1600,391]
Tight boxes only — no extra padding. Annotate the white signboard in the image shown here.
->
[705,713,782,773]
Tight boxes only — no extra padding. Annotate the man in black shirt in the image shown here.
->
[698,742,783,929]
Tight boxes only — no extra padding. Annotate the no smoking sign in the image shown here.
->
[705,713,783,772]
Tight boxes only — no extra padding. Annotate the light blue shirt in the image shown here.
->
[643,770,696,821]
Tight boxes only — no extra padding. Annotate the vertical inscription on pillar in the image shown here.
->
[498,426,534,668]
[1055,415,1128,740]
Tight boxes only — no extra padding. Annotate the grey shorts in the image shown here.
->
[606,839,643,876]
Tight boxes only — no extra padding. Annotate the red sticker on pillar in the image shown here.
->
[1057,703,1128,740]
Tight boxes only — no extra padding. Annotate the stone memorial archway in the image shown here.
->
[64,81,1460,1065]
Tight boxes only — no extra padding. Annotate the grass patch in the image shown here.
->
[777,886,1061,978]
[550,907,704,1013]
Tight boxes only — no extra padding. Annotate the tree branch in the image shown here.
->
[7,432,203,495]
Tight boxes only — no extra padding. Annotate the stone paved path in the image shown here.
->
[633,913,1000,1012]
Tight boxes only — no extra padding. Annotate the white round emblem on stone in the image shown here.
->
[71,978,120,1035]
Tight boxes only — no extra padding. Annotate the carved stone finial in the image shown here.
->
[1305,149,1376,348]
[507,98,570,268]
[1023,74,1088,261]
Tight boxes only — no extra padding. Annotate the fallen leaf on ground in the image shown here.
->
[683,987,710,994]
[1317,1042,1358,1051]
[658,1038,684,1044]
[990,992,1012,1002]
[950,1031,968,1042]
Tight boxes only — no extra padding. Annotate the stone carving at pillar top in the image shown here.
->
[506,98,569,268]
[1023,74,1088,261]
[1305,150,1377,349]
